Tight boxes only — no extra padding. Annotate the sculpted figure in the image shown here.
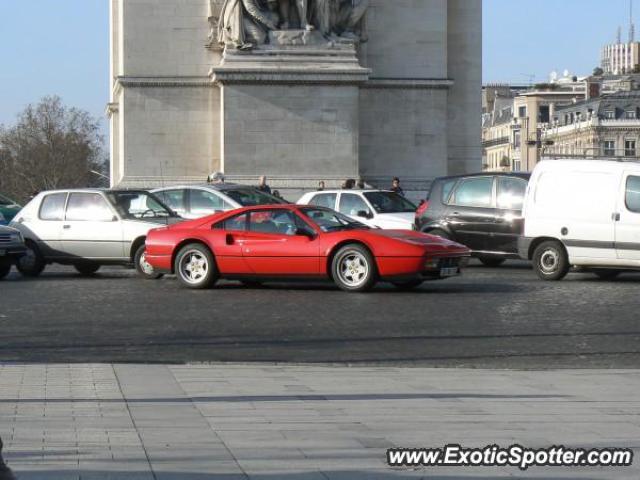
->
[278,0,314,30]
[313,0,369,41]
[218,0,279,49]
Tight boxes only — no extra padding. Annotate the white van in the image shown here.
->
[519,159,640,280]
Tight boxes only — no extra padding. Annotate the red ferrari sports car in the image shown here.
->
[145,205,470,292]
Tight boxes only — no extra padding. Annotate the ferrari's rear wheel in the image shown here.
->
[175,243,218,289]
[332,244,377,292]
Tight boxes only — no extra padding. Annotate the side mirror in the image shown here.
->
[296,227,316,239]
[112,215,119,222]
[357,210,372,219]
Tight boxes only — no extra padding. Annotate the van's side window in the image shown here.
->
[450,177,494,208]
[625,176,640,213]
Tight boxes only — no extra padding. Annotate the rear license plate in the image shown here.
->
[440,267,459,277]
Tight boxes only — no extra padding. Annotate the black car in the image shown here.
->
[416,173,530,266]
[0,225,27,279]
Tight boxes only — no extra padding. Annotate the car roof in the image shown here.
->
[433,172,531,182]
[152,183,260,192]
[302,189,395,195]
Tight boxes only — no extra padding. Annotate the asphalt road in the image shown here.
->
[1,261,639,368]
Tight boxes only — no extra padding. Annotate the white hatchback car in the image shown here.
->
[10,189,181,278]
[151,184,287,219]
[297,190,417,230]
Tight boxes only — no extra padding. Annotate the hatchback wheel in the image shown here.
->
[532,240,569,281]
[16,242,45,277]
[135,244,163,280]
[0,258,11,280]
[175,243,218,289]
[74,263,101,276]
[332,244,377,292]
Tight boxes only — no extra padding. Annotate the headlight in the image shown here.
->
[10,232,23,243]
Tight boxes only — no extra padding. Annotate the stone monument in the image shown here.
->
[109,0,482,198]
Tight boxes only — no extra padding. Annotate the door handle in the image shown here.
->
[612,213,621,221]
[63,225,71,230]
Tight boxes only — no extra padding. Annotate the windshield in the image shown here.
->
[363,192,417,213]
[224,188,288,207]
[106,191,177,220]
[0,194,15,206]
[301,208,368,232]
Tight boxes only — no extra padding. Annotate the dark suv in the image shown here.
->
[416,173,530,266]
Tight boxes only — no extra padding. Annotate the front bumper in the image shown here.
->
[378,254,470,280]
[0,244,27,259]
[517,236,533,260]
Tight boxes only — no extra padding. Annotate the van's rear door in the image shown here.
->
[615,172,640,260]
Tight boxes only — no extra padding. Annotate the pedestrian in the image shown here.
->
[272,189,283,199]
[257,175,272,194]
[342,178,355,189]
[0,437,16,480]
[391,177,404,196]
[208,171,225,184]
[317,180,326,191]
[356,178,366,189]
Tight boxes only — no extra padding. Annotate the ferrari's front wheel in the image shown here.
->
[332,244,377,293]
[175,243,218,289]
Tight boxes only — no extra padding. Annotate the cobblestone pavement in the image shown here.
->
[1,364,639,479]
[1,262,640,367]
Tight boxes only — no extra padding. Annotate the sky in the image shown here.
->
[0,0,637,127]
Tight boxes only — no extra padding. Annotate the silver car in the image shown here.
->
[151,184,287,219]
[10,189,181,278]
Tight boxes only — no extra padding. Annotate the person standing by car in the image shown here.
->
[257,175,272,195]
[391,177,404,196]
[208,171,225,184]
[318,181,326,191]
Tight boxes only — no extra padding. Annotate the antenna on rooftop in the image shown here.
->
[631,0,636,42]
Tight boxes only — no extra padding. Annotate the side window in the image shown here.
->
[308,193,337,209]
[441,180,456,204]
[248,210,298,236]
[158,189,185,213]
[497,177,527,210]
[625,176,640,213]
[338,194,371,216]
[39,193,67,221]
[190,190,230,214]
[65,193,114,222]
[215,213,247,232]
[450,177,494,208]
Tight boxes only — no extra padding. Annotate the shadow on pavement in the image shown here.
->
[0,392,569,405]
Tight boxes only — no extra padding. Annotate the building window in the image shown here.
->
[625,140,636,157]
[518,106,526,118]
[603,140,616,156]
[605,110,615,119]
[626,110,637,119]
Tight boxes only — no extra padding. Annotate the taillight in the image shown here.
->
[416,200,429,218]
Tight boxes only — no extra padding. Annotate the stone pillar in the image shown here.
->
[211,34,370,193]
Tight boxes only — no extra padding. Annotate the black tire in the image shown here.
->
[425,229,451,240]
[593,269,621,280]
[0,258,11,280]
[16,241,45,277]
[174,243,218,289]
[134,244,163,280]
[74,263,101,276]
[532,240,569,281]
[478,256,506,268]
[331,244,378,292]
[391,279,423,290]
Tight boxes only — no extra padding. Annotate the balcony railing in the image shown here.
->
[482,136,510,148]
